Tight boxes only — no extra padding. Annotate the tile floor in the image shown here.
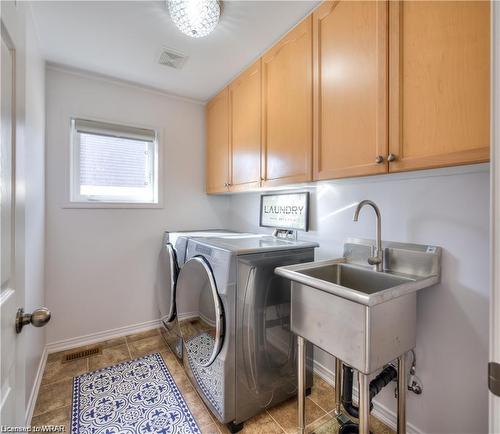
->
[31,328,395,434]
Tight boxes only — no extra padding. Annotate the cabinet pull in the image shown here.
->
[387,153,397,162]
[375,155,384,164]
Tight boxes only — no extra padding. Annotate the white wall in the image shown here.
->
[227,165,490,434]
[24,4,46,415]
[44,67,229,344]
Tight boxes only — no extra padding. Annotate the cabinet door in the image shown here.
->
[206,88,230,193]
[313,0,388,180]
[229,60,262,192]
[262,16,313,187]
[389,0,490,172]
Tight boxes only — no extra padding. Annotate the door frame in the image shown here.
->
[0,1,28,425]
[490,1,500,432]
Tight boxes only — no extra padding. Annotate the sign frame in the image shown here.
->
[259,191,310,232]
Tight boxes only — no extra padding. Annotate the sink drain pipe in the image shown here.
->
[341,364,372,419]
[339,364,398,433]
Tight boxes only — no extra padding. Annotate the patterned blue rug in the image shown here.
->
[71,353,201,434]
[185,334,224,419]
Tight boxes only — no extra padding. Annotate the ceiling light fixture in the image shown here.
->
[167,0,221,38]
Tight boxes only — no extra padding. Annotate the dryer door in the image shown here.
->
[176,256,224,367]
[157,242,179,324]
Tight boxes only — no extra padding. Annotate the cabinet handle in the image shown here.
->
[375,155,384,164]
[387,153,397,162]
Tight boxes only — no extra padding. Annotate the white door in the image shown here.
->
[490,2,500,431]
[0,20,23,426]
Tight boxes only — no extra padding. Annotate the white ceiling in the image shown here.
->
[31,1,318,101]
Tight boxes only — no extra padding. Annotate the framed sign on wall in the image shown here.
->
[259,192,310,232]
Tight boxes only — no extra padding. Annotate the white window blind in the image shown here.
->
[70,119,159,204]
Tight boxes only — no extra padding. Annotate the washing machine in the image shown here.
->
[175,234,318,431]
[156,230,242,359]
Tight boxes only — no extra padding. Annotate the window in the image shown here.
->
[70,119,159,205]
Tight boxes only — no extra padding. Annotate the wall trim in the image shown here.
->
[46,319,161,354]
[313,359,422,434]
[489,1,500,431]
[46,62,205,106]
[25,347,48,425]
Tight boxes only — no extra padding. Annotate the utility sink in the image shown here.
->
[275,239,441,374]
[298,262,414,298]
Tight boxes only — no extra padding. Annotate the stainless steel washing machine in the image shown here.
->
[155,230,242,359]
[175,235,318,431]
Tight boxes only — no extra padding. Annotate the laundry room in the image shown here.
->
[0,1,498,434]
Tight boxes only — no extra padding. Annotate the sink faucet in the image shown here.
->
[353,200,383,271]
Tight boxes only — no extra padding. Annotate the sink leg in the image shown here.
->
[334,357,342,416]
[398,354,407,434]
[297,335,306,434]
[359,372,370,434]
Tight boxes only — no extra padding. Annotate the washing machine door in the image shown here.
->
[157,242,179,324]
[176,256,224,367]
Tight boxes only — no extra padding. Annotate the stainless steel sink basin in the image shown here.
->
[275,239,441,374]
[298,262,414,296]
[279,256,439,307]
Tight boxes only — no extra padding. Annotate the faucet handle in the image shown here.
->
[367,256,382,266]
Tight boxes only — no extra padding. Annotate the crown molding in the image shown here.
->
[46,61,206,106]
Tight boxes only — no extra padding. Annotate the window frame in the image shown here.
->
[65,117,163,209]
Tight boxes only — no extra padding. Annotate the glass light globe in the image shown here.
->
[168,0,221,38]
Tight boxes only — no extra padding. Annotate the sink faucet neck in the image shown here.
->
[353,200,383,272]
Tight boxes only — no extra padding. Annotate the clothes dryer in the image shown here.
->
[175,234,318,431]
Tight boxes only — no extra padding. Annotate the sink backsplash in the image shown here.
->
[342,238,441,278]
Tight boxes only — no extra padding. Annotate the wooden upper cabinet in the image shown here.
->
[205,0,490,194]
[229,60,262,192]
[388,0,490,172]
[206,88,230,193]
[262,16,313,187]
[313,0,388,180]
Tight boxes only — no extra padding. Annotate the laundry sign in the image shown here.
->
[260,192,309,231]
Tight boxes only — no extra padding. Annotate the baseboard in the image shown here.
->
[45,319,161,354]
[177,312,197,322]
[313,359,337,388]
[25,347,48,425]
[312,359,423,434]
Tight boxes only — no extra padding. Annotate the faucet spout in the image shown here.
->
[353,200,383,271]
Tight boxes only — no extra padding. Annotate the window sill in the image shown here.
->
[62,201,164,209]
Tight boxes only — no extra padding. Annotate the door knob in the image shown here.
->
[375,155,384,164]
[15,307,51,333]
[387,153,397,162]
